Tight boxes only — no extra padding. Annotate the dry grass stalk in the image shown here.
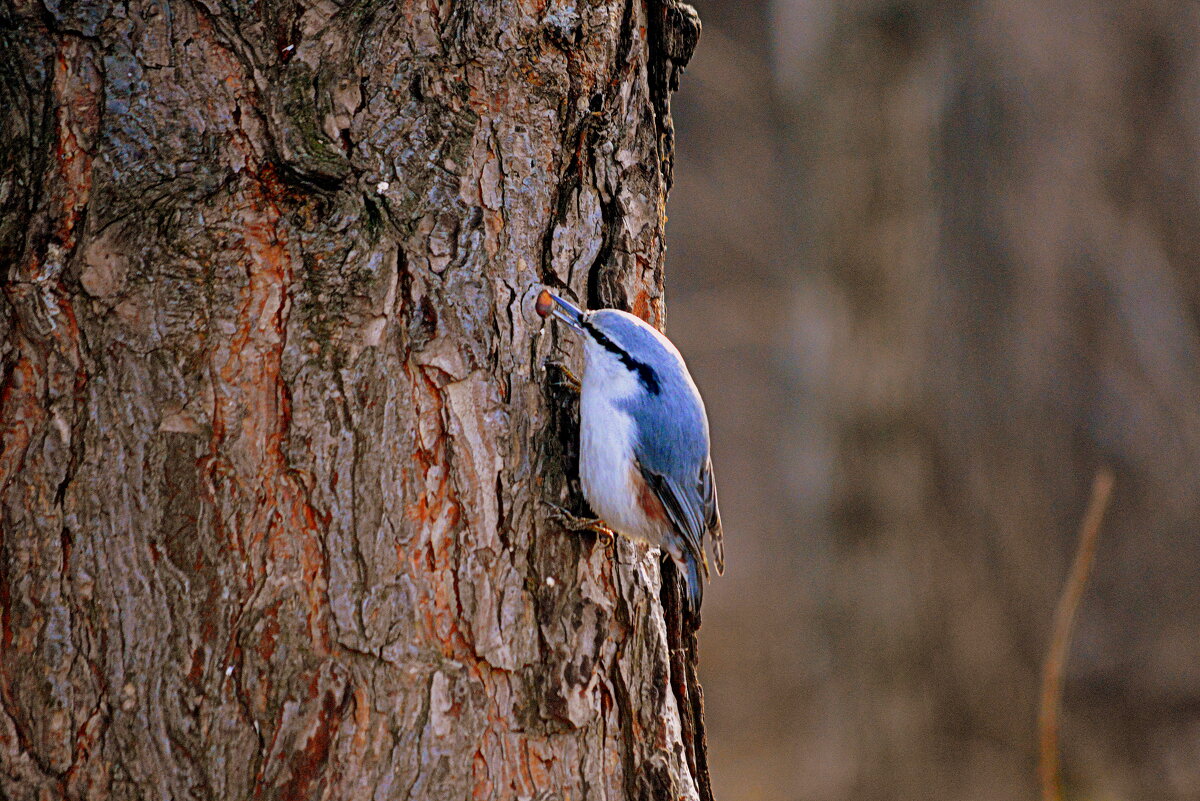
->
[1038,467,1116,801]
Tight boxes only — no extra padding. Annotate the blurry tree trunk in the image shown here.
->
[0,1,711,799]
[803,3,1200,800]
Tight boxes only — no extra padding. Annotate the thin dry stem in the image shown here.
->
[1038,467,1116,801]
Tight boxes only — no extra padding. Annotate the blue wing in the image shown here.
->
[626,366,724,579]
[607,311,725,595]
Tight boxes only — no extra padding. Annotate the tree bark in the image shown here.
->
[0,0,711,799]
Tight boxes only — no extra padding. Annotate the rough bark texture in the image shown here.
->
[0,0,711,799]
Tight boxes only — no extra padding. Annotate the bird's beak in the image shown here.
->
[535,289,586,333]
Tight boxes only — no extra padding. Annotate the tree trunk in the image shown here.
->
[0,1,711,799]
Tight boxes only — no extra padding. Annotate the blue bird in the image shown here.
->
[537,290,724,612]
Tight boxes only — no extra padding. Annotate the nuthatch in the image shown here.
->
[536,289,724,612]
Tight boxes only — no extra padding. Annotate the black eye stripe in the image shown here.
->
[582,320,661,395]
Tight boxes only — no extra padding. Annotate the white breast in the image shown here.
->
[578,343,654,542]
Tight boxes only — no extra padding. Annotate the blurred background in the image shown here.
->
[666,2,1200,800]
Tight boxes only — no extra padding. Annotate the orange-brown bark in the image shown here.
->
[0,1,711,799]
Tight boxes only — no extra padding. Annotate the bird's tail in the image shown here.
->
[709,519,725,576]
[679,550,705,616]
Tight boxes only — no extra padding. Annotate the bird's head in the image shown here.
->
[536,289,683,397]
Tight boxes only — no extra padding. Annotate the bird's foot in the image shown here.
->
[596,527,615,549]
[543,360,581,394]
[545,501,615,548]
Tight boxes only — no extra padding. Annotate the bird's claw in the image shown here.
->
[544,501,615,547]
[543,360,581,394]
